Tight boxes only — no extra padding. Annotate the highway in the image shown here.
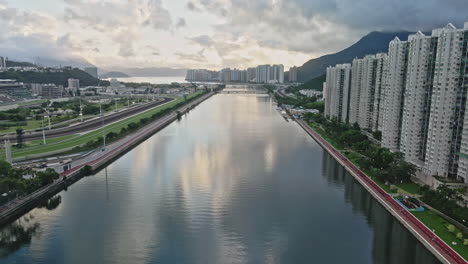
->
[3,97,174,142]
[297,119,466,264]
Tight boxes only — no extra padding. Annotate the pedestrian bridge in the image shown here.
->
[221,88,268,94]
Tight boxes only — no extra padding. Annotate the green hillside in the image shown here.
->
[0,68,110,86]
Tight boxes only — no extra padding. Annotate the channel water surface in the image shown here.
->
[0,94,439,263]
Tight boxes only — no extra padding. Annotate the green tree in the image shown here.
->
[36,168,59,185]
[16,128,25,148]
[0,161,12,177]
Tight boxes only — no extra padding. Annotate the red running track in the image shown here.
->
[297,120,466,264]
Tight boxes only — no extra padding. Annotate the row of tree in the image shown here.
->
[421,185,468,228]
[304,113,416,184]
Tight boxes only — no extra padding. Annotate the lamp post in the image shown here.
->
[47,101,53,130]
[100,102,106,149]
[79,97,83,122]
[42,115,46,145]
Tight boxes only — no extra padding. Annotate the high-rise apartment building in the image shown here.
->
[324,21,468,182]
[220,68,232,82]
[0,56,6,69]
[256,65,270,83]
[271,65,284,83]
[381,37,409,152]
[324,64,351,122]
[289,66,298,83]
[247,68,256,82]
[348,58,364,125]
[425,23,468,179]
[372,54,388,132]
[357,54,387,131]
[399,31,438,165]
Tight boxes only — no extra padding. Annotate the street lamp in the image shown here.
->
[47,101,53,130]
[79,97,83,122]
[42,114,46,145]
[100,102,106,150]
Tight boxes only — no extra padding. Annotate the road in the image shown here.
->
[3,97,173,142]
[297,119,467,264]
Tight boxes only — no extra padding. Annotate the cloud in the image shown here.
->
[176,17,186,29]
[175,50,206,62]
[189,0,468,56]
[188,35,215,47]
[2,0,467,70]
[186,1,200,12]
[145,0,173,30]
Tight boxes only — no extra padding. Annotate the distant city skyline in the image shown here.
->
[0,0,467,70]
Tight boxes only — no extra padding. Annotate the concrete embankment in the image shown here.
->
[296,119,466,264]
[0,92,216,227]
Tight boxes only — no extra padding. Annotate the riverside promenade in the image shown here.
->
[0,92,216,226]
[296,119,467,264]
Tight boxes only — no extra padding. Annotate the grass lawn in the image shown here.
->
[0,119,43,134]
[29,134,78,146]
[412,210,468,259]
[0,92,204,160]
[398,182,421,194]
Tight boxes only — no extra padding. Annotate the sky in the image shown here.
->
[0,0,467,71]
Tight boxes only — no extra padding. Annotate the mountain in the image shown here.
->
[297,31,415,82]
[0,67,109,87]
[100,71,131,78]
[5,60,36,67]
[32,57,95,69]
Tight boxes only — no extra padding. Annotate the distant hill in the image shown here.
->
[100,71,130,78]
[0,68,110,87]
[5,60,36,67]
[295,74,326,91]
[297,31,415,82]
[113,67,186,77]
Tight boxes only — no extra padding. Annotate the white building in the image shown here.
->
[381,37,409,152]
[247,68,256,82]
[0,56,6,69]
[67,78,80,95]
[399,31,438,166]
[289,66,298,83]
[271,64,284,83]
[424,23,468,179]
[348,58,364,125]
[324,63,351,123]
[256,65,270,83]
[357,54,387,131]
[373,53,388,132]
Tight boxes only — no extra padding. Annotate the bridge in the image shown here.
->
[220,88,268,94]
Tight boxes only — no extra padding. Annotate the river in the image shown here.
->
[0,93,440,263]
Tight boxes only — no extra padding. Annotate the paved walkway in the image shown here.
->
[297,119,466,264]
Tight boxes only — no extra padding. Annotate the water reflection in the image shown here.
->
[0,94,442,264]
[0,215,39,258]
[321,152,440,264]
[38,195,62,211]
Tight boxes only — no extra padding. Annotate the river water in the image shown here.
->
[0,94,440,264]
